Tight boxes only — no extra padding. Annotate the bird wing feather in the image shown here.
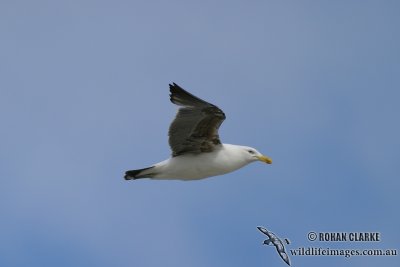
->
[168,83,226,157]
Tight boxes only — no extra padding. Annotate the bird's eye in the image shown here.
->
[248,150,255,154]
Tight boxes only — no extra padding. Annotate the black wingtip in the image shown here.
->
[169,82,181,102]
[169,82,214,108]
[169,82,179,88]
[169,82,185,96]
[169,82,179,90]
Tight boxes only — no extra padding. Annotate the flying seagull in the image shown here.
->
[257,226,291,266]
[124,83,272,181]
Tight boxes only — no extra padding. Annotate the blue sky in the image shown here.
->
[1,1,399,266]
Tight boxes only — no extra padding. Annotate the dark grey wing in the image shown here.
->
[257,226,273,238]
[273,238,291,266]
[278,250,291,266]
[168,83,226,157]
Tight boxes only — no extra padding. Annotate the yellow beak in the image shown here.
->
[257,155,272,164]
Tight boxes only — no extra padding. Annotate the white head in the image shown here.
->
[239,145,272,164]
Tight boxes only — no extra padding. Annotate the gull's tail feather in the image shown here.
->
[124,166,155,180]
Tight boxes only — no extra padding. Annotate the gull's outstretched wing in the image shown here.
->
[168,83,226,157]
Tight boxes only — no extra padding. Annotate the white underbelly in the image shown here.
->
[152,152,248,180]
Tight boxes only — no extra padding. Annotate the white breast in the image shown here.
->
[151,144,251,180]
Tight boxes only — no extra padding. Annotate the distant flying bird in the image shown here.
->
[124,83,272,181]
[257,226,291,266]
